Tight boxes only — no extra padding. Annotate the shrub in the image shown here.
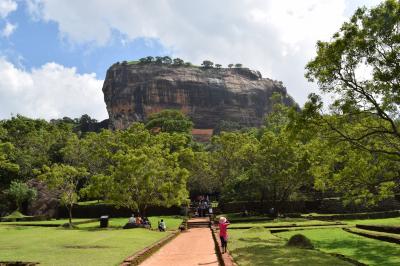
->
[286,234,314,249]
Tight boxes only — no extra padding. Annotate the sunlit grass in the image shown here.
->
[0,216,182,266]
[229,227,352,266]
[277,228,400,266]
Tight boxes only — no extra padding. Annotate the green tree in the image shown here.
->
[0,141,19,188]
[89,145,188,216]
[215,64,222,69]
[228,64,234,68]
[235,63,243,68]
[201,60,214,68]
[305,0,400,157]
[214,120,243,134]
[301,0,400,204]
[248,131,311,212]
[39,164,88,226]
[139,56,154,64]
[155,56,163,64]
[162,56,172,65]
[0,115,75,181]
[185,151,217,196]
[211,132,258,197]
[6,180,37,212]
[173,58,184,66]
[145,109,193,133]
[308,136,399,206]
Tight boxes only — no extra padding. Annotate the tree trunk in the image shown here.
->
[68,205,73,227]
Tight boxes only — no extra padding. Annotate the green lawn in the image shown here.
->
[228,218,338,228]
[0,216,182,266]
[277,228,400,266]
[228,227,352,266]
[1,218,94,225]
[346,217,400,226]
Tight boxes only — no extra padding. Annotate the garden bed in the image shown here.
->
[343,228,400,244]
[355,224,400,234]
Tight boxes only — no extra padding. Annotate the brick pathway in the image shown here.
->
[140,227,219,266]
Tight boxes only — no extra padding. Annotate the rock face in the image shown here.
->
[102,62,297,130]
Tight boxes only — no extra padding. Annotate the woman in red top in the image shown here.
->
[219,216,230,253]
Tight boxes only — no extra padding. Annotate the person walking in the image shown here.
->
[218,216,230,253]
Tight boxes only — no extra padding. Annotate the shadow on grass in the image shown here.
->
[231,244,351,266]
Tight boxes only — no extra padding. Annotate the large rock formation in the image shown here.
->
[102,62,297,130]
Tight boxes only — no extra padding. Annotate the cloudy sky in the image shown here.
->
[0,0,382,121]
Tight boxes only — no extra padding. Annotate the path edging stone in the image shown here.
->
[120,230,180,266]
[343,228,400,244]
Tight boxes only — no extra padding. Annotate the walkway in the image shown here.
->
[140,219,218,266]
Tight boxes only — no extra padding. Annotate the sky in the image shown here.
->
[0,0,383,121]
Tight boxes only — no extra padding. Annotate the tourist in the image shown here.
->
[142,217,152,228]
[219,216,230,253]
[135,216,142,225]
[128,214,135,224]
[158,219,166,231]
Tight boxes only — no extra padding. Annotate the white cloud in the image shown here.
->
[1,21,16,37]
[26,0,382,106]
[0,0,16,18]
[0,58,107,120]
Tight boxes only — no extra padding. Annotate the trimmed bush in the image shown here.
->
[286,234,314,249]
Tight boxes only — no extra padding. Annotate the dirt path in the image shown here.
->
[140,227,219,266]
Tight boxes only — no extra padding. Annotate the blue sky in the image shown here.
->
[0,0,382,120]
[1,1,169,77]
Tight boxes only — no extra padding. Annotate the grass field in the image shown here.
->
[1,218,94,225]
[228,218,338,228]
[228,227,352,266]
[277,228,400,266]
[346,217,400,226]
[0,216,182,266]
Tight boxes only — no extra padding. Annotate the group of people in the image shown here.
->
[194,196,213,217]
[124,214,167,232]
[124,214,151,229]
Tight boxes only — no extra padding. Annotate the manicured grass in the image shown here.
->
[76,200,105,206]
[228,218,336,228]
[228,227,352,266]
[346,217,400,226]
[218,212,271,221]
[277,228,400,266]
[0,218,94,225]
[0,216,182,266]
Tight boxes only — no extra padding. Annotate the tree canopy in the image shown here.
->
[145,109,193,133]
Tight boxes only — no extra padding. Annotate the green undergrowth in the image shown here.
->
[229,228,352,266]
[277,228,400,266]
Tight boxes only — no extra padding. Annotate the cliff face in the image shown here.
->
[102,62,297,130]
